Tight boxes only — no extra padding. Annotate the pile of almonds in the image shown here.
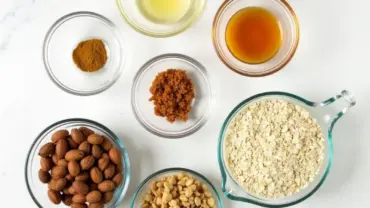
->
[38,127,124,208]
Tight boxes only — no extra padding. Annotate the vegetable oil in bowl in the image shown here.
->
[137,0,192,24]
[226,7,282,64]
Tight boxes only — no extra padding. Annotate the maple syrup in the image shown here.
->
[226,7,282,64]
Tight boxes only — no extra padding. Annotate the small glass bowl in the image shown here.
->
[116,0,207,37]
[130,167,224,208]
[25,118,131,207]
[213,0,300,77]
[43,11,127,95]
[132,54,213,138]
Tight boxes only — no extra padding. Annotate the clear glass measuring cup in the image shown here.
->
[218,90,356,207]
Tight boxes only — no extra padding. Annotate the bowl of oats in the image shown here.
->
[218,90,355,207]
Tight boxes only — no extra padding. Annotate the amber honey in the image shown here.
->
[226,7,282,64]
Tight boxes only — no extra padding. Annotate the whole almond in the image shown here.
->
[73,181,89,195]
[98,158,110,171]
[51,129,69,143]
[72,194,86,203]
[79,127,94,137]
[66,173,74,181]
[89,183,98,191]
[90,167,103,184]
[88,203,104,208]
[109,148,122,165]
[91,145,102,159]
[51,166,67,179]
[65,150,85,161]
[80,155,95,170]
[104,163,115,179]
[52,154,59,164]
[63,195,73,206]
[78,141,91,154]
[71,128,86,144]
[86,190,102,203]
[68,160,81,177]
[71,203,87,208]
[98,180,115,192]
[48,179,58,190]
[40,157,53,171]
[38,169,51,183]
[75,172,90,181]
[54,178,67,191]
[87,134,104,145]
[116,162,123,172]
[101,136,113,151]
[56,139,68,159]
[48,190,62,204]
[68,186,77,195]
[113,173,123,186]
[101,153,109,159]
[57,159,68,168]
[67,137,79,149]
[39,142,55,157]
[103,191,114,203]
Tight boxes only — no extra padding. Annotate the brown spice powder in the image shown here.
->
[149,69,195,123]
[72,39,107,72]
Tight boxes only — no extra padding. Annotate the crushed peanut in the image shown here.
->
[225,99,325,198]
[141,172,217,208]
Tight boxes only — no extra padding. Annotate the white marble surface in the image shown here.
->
[0,0,369,207]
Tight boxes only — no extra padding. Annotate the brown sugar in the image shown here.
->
[149,69,195,123]
[72,39,108,72]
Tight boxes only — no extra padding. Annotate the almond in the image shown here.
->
[40,157,53,171]
[68,186,77,195]
[63,195,73,206]
[65,150,85,161]
[87,134,104,145]
[86,190,102,203]
[88,203,104,208]
[48,190,62,204]
[79,127,94,137]
[71,203,87,208]
[72,194,86,203]
[109,148,122,165]
[38,169,51,183]
[98,158,110,171]
[56,138,68,159]
[68,160,81,177]
[57,159,68,168]
[113,173,123,186]
[71,128,86,144]
[73,181,89,195]
[51,166,67,179]
[80,155,95,170]
[66,173,74,181]
[90,167,103,184]
[75,172,90,181]
[103,191,114,203]
[101,153,109,159]
[101,136,113,151]
[67,137,79,149]
[51,129,69,143]
[39,142,55,157]
[91,145,102,159]
[116,162,123,173]
[63,186,72,195]
[98,180,115,192]
[78,141,91,154]
[54,178,67,191]
[52,154,59,164]
[104,163,115,179]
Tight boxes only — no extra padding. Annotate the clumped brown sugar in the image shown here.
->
[149,69,195,123]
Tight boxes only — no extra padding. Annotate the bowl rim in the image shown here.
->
[212,0,300,77]
[131,53,213,139]
[116,0,207,38]
[130,167,224,208]
[43,11,126,96]
[217,92,333,207]
[24,118,131,208]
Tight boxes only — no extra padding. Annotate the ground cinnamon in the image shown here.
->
[149,69,195,123]
[72,39,107,72]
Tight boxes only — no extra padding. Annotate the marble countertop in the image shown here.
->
[0,0,369,207]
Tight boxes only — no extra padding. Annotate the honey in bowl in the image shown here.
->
[226,7,282,64]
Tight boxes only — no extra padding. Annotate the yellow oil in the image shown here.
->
[137,0,191,24]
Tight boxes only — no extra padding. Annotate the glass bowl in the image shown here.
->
[130,167,223,208]
[213,0,300,77]
[25,118,131,207]
[131,54,213,138]
[43,11,127,96]
[116,0,207,37]
[218,91,356,207]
